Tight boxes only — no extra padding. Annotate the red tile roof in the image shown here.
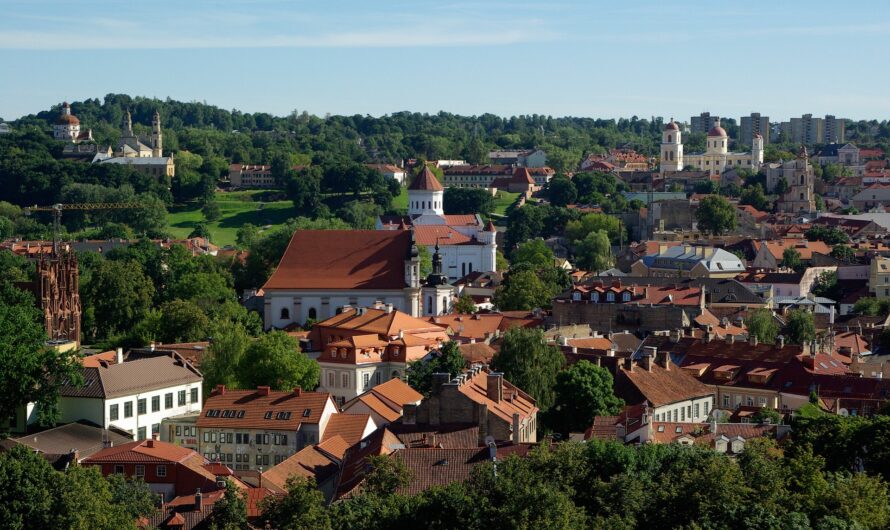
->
[85,439,196,464]
[615,359,714,408]
[413,225,475,246]
[197,387,334,430]
[263,230,412,291]
[321,414,373,447]
[409,167,444,191]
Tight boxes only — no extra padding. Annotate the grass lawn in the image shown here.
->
[492,191,520,216]
[167,190,295,247]
[392,186,408,213]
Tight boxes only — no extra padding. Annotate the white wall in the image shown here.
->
[266,290,413,329]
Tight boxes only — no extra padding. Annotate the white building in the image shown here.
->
[377,167,497,281]
[53,102,93,143]
[262,229,422,329]
[31,349,203,440]
[660,119,763,177]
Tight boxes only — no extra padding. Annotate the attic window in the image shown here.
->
[657,425,665,432]
[302,408,311,417]
[236,410,245,418]
[675,426,682,433]
[264,411,273,419]
[276,412,292,420]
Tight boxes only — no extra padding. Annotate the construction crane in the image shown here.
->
[23,202,144,254]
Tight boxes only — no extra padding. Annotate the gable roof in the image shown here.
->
[59,351,202,399]
[15,421,133,460]
[197,387,333,430]
[456,368,538,424]
[84,439,197,464]
[260,443,340,493]
[615,359,714,407]
[321,414,374,447]
[263,230,412,291]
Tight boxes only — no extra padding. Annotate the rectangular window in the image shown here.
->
[191,388,199,404]
[363,373,370,389]
[681,407,686,421]
[137,427,146,440]
[151,396,160,412]
[152,423,159,435]
[137,399,146,415]
[124,401,133,418]
[758,397,767,407]
[175,425,182,436]
[156,465,167,478]
[694,404,700,418]
[109,404,119,421]
[704,401,710,415]
[723,395,730,408]
[203,432,210,442]
[672,409,678,422]
[375,372,381,385]
[255,433,263,445]
[280,434,287,446]
[165,393,173,409]
[135,465,145,478]
[341,373,348,388]
[178,390,186,406]
[210,432,217,443]
[114,464,124,474]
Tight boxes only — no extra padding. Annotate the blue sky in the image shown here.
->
[2,0,889,121]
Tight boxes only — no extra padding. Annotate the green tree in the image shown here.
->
[238,331,319,390]
[0,284,81,426]
[235,223,260,249]
[573,229,613,271]
[416,244,433,279]
[106,474,158,522]
[806,225,849,245]
[406,340,466,396]
[811,271,842,301]
[695,195,737,235]
[492,327,564,410]
[210,479,248,530]
[564,212,621,244]
[453,294,476,314]
[83,259,155,339]
[782,247,803,271]
[493,269,550,311]
[363,455,412,496]
[202,200,222,222]
[261,477,331,530]
[189,222,211,240]
[547,360,623,435]
[547,176,578,207]
[156,299,212,343]
[739,184,769,211]
[786,309,816,345]
[202,324,250,393]
[511,239,555,269]
[853,297,890,316]
[443,187,495,216]
[830,245,856,263]
[745,308,780,344]
[751,408,784,424]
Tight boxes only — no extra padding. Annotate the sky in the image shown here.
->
[2,0,890,122]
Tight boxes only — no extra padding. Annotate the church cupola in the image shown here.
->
[660,117,683,173]
[422,241,453,316]
[407,166,444,217]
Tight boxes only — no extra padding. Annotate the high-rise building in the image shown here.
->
[824,115,846,144]
[690,112,720,135]
[785,114,846,145]
[740,113,770,147]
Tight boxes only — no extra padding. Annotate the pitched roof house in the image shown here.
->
[342,377,423,428]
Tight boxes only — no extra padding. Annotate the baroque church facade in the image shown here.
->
[660,119,764,177]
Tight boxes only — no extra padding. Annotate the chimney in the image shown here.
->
[146,439,154,448]
[657,350,671,370]
[431,373,450,396]
[116,347,123,364]
[624,357,634,372]
[150,342,155,352]
[257,386,271,396]
[726,334,735,345]
[749,334,758,347]
[385,303,394,314]
[487,372,504,403]
[777,335,785,349]
[469,338,476,344]
[642,355,653,371]
[293,387,302,397]
[669,329,680,343]
[402,403,417,425]
[560,336,569,346]
[194,489,202,511]
[643,346,657,358]
[215,384,226,395]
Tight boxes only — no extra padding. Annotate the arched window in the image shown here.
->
[669,151,674,161]
[280,307,290,320]
[722,141,725,148]
[427,296,433,314]
[391,370,401,380]
[308,307,317,320]
[442,296,448,311]
[800,175,804,185]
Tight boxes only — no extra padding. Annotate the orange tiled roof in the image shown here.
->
[197,387,333,430]
[321,414,373,447]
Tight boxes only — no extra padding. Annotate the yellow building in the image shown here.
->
[661,119,763,177]
[870,256,890,298]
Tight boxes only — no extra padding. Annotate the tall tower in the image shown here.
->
[122,110,134,138]
[480,219,498,273]
[151,110,163,157]
[752,133,764,169]
[404,231,421,317]
[660,119,683,173]
[407,166,444,217]
[778,146,816,214]
[422,242,453,316]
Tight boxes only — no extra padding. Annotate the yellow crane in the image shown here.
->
[23,202,144,254]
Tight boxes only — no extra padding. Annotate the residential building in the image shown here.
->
[262,229,422,328]
[786,114,846,145]
[260,437,346,501]
[630,244,745,279]
[366,163,406,185]
[227,163,304,188]
[83,439,232,502]
[442,164,555,189]
[489,167,541,194]
[613,347,715,424]
[817,143,860,169]
[869,256,890,298]
[25,349,203,440]
[690,112,720,134]
[750,239,832,270]
[98,155,175,180]
[406,365,539,444]
[377,167,498,281]
[737,268,836,298]
[488,148,547,167]
[740,113,770,147]
[552,280,705,333]
[342,377,423,428]
[661,119,763,177]
[195,385,338,471]
[13,421,133,462]
[0,122,10,134]
[851,184,890,211]
[309,305,448,404]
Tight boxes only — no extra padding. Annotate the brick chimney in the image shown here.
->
[215,384,226,395]
[657,350,671,370]
[642,355,653,371]
[624,357,634,372]
[257,386,271,396]
[431,373,450,396]
[146,439,154,448]
[402,403,417,425]
[194,489,202,511]
[487,372,504,402]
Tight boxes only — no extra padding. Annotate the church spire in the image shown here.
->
[123,109,133,137]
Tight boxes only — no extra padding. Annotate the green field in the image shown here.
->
[492,191,520,215]
[167,190,295,247]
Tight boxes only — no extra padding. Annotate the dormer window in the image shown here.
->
[621,292,631,302]
[592,293,600,302]
[606,292,615,302]
[572,291,582,301]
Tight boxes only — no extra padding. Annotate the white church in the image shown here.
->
[660,119,763,177]
[376,166,497,282]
